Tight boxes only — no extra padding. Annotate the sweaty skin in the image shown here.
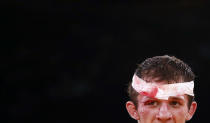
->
[136,95,190,123]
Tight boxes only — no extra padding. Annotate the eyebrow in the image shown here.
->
[144,97,158,102]
[169,96,185,101]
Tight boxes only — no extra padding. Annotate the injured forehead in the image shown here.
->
[132,74,194,100]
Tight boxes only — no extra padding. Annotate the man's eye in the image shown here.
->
[145,100,158,106]
[170,101,180,106]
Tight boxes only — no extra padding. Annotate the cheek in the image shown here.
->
[137,105,158,120]
[171,107,189,120]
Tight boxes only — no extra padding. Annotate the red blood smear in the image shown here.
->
[140,87,158,98]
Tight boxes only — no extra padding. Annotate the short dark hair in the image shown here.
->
[127,55,195,108]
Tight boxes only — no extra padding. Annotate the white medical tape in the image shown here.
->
[132,74,194,100]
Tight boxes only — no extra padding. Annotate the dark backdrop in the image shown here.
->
[9,1,210,123]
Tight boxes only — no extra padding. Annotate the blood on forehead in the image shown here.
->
[140,87,158,98]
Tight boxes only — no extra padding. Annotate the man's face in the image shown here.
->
[126,81,197,123]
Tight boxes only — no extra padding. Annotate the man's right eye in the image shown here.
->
[145,100,158,106]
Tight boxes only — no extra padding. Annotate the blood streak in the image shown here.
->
[140,87,158,98]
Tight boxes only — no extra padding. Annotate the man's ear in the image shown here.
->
[186,101,197,121]
[126,101,140,120]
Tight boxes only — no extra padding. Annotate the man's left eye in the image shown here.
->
[170,101,180,106]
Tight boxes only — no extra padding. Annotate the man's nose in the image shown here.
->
[156,103,172,121]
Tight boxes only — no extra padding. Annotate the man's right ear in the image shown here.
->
[126,101,140,120]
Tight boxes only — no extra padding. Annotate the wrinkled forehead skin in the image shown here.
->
[132,74,194,100]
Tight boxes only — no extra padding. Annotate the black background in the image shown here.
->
[9,1,210,123]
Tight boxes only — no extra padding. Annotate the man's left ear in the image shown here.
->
[186,101,197,121]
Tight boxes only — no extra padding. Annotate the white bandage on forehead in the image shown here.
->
[132,74,194,100]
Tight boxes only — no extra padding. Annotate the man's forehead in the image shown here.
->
[138,94,187,102]
[169,96,185,100]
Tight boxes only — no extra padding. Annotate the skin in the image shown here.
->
[126,80,197,123]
